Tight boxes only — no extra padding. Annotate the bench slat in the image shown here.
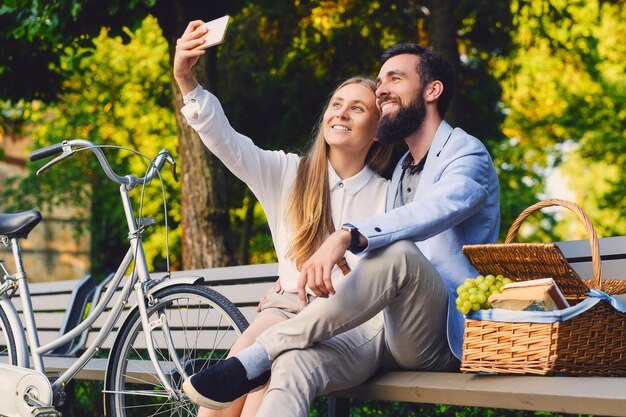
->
[564,258,626,280]
[35,359,626,417]
[85,330,240,351]
[151,263,279,283]
[18,279,82,295]
[331,371,626,417]
[27,293,79,312]
[14,312,66,329]
[557,235,626,259]
[210,283,273,305]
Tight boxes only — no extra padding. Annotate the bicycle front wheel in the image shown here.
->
[0,303,17,365]
[104,284,248,417]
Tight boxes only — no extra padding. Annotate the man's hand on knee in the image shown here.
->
[297,231,351,304]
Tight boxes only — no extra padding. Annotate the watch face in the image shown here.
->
[341,224,356,232]
[341,224,360,251]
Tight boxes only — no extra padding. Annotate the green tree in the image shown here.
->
[1,0,548,262]
[0,0,158,102]
[495,0,626,241]
[553,145,626,240]
[2,16,180,273]
[217,0,516,244]
[0,0,240,270]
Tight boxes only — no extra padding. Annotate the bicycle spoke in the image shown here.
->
[102,390,172,398]
[105,285,247,417]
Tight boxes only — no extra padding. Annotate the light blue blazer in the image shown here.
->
[352,121,500,359]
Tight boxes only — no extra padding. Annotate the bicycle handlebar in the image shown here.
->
[29,143,65,161]
[28,139,176,188]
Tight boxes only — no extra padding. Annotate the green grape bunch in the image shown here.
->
[456,274,513,315]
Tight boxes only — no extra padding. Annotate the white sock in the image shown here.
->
[234,342,271,380]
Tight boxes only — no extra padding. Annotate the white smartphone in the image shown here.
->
[197,15,230,49]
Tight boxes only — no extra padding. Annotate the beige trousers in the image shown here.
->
[255,241,458,417]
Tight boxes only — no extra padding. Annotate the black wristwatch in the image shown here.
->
[340,223,363,252]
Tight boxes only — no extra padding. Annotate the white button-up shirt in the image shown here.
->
[181,85,389,293]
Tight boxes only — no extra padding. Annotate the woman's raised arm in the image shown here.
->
[173,20,208,95]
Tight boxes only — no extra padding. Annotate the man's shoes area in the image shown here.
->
[182,357,271,409]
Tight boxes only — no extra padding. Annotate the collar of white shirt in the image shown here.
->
[327,161,376,196]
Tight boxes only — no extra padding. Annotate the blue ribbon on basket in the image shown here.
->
[466,289,626,323]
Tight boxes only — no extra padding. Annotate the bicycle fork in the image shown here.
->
[134,283,187,401]
[120,181,187,401]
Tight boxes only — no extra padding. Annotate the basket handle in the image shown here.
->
[504,198,603,290]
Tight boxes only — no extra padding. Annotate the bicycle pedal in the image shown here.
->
[31,406,61,417]
[53,389,66,407]
[45,371,61,380]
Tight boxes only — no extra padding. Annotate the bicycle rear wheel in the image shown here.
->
[104,284,248,417]
[0,304,17,365]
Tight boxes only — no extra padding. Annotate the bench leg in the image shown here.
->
[327,397,350,417]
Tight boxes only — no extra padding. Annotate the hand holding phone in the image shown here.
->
[196,15,230,49]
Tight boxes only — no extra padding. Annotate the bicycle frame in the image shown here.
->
[1,142,185,403]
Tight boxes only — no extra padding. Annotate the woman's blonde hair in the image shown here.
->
[285,76,393,269]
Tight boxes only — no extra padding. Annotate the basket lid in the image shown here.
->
[462,242,590,299]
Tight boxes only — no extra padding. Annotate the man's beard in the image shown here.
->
[376,94,426,144]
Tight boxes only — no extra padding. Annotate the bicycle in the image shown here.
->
[0,139,249,417]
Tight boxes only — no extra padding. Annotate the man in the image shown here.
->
[183,43,500,416]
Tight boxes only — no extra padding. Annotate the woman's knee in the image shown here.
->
[230,314,286,355]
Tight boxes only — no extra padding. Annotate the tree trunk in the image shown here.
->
[155,0,236,269]
[424,0,462,127]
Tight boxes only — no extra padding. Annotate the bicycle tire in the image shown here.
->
[104,284,248,417]
[0,304,17,365]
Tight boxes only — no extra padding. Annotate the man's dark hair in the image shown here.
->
[381,43,455,118]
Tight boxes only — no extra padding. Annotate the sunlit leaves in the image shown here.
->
[497,0,626,239]
[2,16,180,272]
[0,0,157,101]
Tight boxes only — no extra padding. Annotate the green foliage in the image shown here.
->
[3,0,623,273]
[0,0,157,101]
[214,1,435,260]
[554,145,626,239]
[59,380,104,417]
[217,1,425,158]
[217,1,518,241]
[495,0,626,240]
[309,398,585,417]
[1,0,537,264]
[1,16,180,273]
[454,0,513,145]
[229,191,278,264]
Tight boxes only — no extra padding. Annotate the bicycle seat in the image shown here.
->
[0,210,43,238]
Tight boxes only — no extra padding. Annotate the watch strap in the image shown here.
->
[341,223,362,253]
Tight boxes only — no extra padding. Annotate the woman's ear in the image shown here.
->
[424,80,444,104]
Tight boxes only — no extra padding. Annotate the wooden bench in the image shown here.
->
[1,264,279,378]
[3,236,626,416]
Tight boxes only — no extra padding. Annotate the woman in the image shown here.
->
[173,20,392,417]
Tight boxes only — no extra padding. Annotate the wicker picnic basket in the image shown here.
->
[460,199,626,375]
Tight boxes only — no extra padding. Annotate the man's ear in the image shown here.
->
[424,80,443,103]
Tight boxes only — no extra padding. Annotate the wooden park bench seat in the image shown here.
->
[2,236,626,416]
[1,264,279,379]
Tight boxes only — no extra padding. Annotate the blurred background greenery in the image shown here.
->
[0,1,624,415]
[3,0,625,274]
